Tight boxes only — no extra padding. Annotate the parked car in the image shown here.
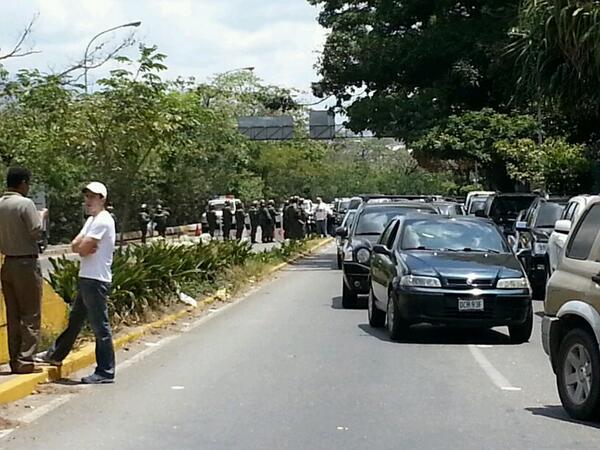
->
[431,201,465,216]
[336,209,358,269]
[547,195,600,274]
[543,197,600,420]
[200,196,243,229]
[333,198,352,225]
[368,215,533,342]
[515,198,567,299]
[478,193,540,236]
[337,200,438,308]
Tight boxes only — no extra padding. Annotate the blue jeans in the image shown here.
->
[48,278,115,378]
[316,220,327,237]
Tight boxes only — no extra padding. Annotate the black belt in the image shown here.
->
[4,255,38,259]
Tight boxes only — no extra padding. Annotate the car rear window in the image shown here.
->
[489,196,536,220]
[354,207,436,235]
[535,203,564,228]
[567,204,600,260]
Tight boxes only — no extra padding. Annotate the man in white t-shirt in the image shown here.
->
[38,182,116,384]
[313,197,330,237]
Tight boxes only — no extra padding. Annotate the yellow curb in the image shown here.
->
[0,238,332,405]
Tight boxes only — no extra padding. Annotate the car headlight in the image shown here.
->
[399,275,442,288]
[343,246,354,261]
[533,243,548,256]
[356,248,371,264]
[497,278,529,289]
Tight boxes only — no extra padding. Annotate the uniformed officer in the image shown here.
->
[206,204,218,238]
[222,201,233,241]
[235,203,246,241]
[248,201,260,244]
[267,200,277,242]
[258,200,274,243]
[153,205,168,238]
[138,204,151,244]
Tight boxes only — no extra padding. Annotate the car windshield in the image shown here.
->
[401,219,508,253]
[354,207,436,235]
[535,203,565,228]
[339,200,351,210]
[489,196,536,220]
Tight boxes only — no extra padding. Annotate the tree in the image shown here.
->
[309,0,520,142]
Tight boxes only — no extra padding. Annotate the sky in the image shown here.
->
[0,0,328,103]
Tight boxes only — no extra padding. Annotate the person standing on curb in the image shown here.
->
[37,182,116,384]
[0,167,46,374]
[314,197,329,238]
[268,200,278,242]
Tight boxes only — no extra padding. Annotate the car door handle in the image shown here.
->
[592,274,600,285]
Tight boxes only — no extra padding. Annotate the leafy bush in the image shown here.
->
[47,239,253,323]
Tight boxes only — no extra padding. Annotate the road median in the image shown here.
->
[0,238,332,404]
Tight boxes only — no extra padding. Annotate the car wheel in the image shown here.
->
[556,328,600,421]
[342,280,358,309]
[508,304,533,344]
[368,288,385,328]
[386,292,409,341]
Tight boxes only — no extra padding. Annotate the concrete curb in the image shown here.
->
[0,238,332,404]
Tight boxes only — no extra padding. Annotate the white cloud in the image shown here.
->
[0,0,327,97]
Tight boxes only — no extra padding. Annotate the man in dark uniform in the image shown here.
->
[283,197,295,239]
[267,200,277,242]
[235,203,246,241]
[259,200,274,243]
[153,205,168,238]
[138,204,151,244]
[206,204,218,238]
[248,201,260,244]
[222,201,233,241]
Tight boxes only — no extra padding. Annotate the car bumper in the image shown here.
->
[342,262,370,295]
[395,287,531,327]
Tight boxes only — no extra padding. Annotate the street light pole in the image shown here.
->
[84,21,142,94]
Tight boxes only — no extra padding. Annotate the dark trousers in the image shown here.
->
[140,225,148,244]
[316,220,327,237]
[223,226,231,240]
[236,226,244,240]
[48,278,115,379]
[208,225,216,238]
[1,258,42,369]
[250,225,258,243]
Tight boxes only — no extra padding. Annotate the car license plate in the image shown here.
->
[458,298,484,312]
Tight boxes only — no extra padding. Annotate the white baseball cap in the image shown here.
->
[83,181,108,199]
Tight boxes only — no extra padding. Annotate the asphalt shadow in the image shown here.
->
[525,405,600,429]
[331,295,367,310]
[287,253,338,272]
[358,322,516,346]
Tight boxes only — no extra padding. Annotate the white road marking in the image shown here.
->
[20,394,76,424]
[171,386,185,390]
[468,345,521,391]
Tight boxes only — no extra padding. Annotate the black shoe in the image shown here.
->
[11,363,35,374]
[81,373,114,384]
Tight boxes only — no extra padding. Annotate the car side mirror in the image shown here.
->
[554,219,572,234]
[335,226,348,238]
[515,221,529,232]
[373,244,391,256]
[474,209,487,218]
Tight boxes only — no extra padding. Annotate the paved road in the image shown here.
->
[5,245,600,449]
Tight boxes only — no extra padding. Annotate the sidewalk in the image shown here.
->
[0,238,332,404]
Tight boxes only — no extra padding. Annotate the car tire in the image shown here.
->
[368,288,385,328]
[508,304,533,344]
[342,280,358,309]
[556,328,600,421]
[386,292,409,341]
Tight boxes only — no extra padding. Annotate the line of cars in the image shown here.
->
[334,191,600,421]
